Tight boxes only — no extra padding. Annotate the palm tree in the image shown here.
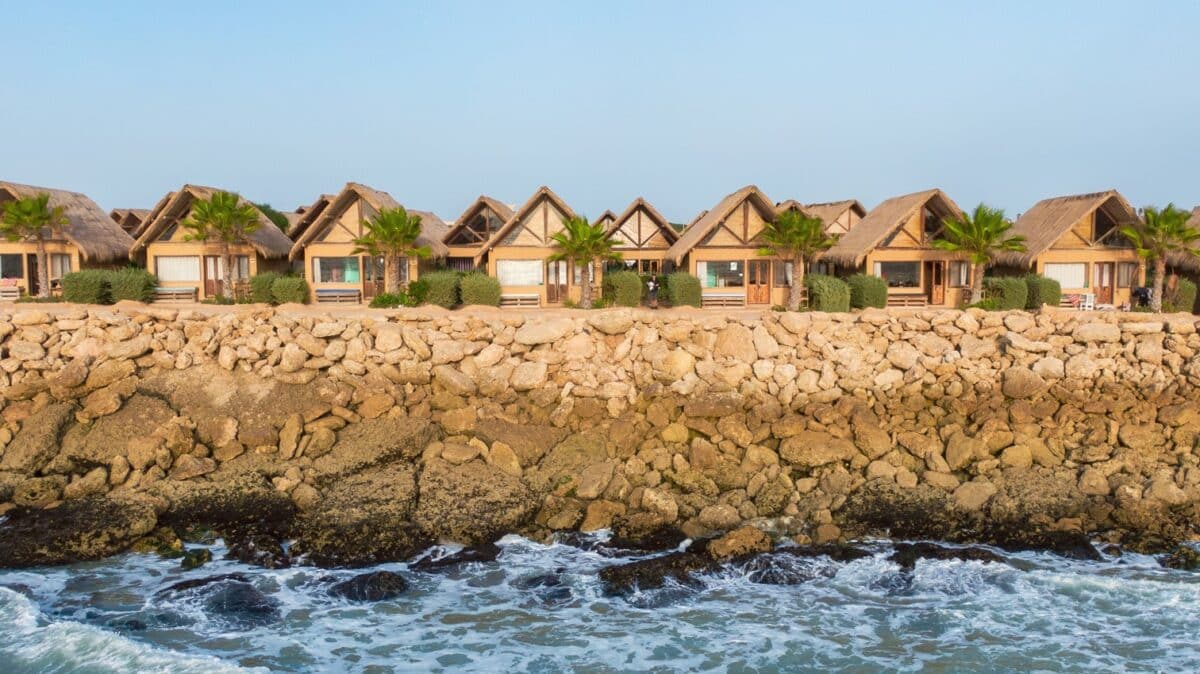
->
[0,194,68,298]
[353,206,431,293]
[931,204,1026,303]
[1120,204,1200,313]
[757,210,837,311]
[181,191,262,300]
[548,215,621,308]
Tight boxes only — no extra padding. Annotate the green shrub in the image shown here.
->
[250,272,282,304]
[107,268,157,303]
[1024,274,1062,309]
[271,276,310,304]
[968,298,1001,311]
[846,273,887,309]
[421,271,460,308]
[62,270,111,304]
[1165,278,1198,313]
[603,270,643,307]
[804,274,851,312]
[15,295,63,303]
[666,272,701,307]
[982,277,1028,310]
[369,292,406,308]
[406,278,429,305]
[459,273,501,306]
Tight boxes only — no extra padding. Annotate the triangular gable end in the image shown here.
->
[445,197,512,246]
[474,187,577,264]
[607,199,678,250]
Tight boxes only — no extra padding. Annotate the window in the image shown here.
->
[446,257,476,272]
[1117,262,1139,288]
[49,254,71,280]
[0,254,22,280]
[231,255,250,281]
[156,256,201,282]
[773,260,793,287]
[1043,262,1087,289]
[948,261,970,287]
[313,257,360,283]
[572,261,595,285]
[810,261,833,277]
[873,261,920,288]
[697,260,744,288]
[496,260,543,286]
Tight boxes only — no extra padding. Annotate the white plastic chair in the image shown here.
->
[1079,293,1095,311]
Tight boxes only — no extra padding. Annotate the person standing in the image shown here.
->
[647,274,659,309]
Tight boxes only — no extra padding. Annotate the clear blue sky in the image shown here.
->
[5,1,1199,222]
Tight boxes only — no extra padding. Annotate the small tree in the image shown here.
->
[548,215,621,307]
[931,203,1026,303]
[757,210,836,311]
[181,191,262,300]
[353,207,431,294]
[1121,204,1200,313]
[0,193,68,298]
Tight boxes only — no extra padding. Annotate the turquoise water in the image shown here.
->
[0,535,1197,673]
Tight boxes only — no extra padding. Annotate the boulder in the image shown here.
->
[707,526,771,560]
[779,431,857,468]
[0,495,158,567]
[329,571,408,602]
[514,318,575,345]
[0,403,75,473]
[413,459,538,545]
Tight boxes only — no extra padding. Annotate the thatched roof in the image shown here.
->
[131,185,294,260]
[288,182,449,261]
[665,185,777,264]
[0,181,134,263]
[607,197,678,245]
[995,190,1139,268]
[1167,206,1200,272]
[443,196,515,246]
[109,208,151,234]
[474,186,577,264]
[595,210,617,227]
[804,200,866,227]
[288,194,334,240]
[823,189,963,267]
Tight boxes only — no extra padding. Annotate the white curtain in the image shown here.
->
[156,256,201,282]
[1043,263,1086,289]
[496,260,543,286]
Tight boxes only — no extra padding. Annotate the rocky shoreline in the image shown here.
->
[0,303,1198,571]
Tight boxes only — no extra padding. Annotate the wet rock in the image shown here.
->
[707,526,771,560]
[199,578,279,626]
[225,534,290,569]
[598,551,717,595]
[888,542,1005,570]
[152,473,296,539]
[737,553,838,585]
[777,544,875,563]
[510,571,573,606]
[411,543,502,571]
[0,495,157,568]
[1161,546,1200,571]
[414,459,537,545]
[12,475,67,507]
[609,523,689,552]
[180,548,212,570]
[329,571,408,601]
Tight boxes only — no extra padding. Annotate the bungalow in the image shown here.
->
[0,181,134,298]
[605,197,679,275]
[474,186,590,307]
[288,194,333,239]
[776,198,866,275]
[664,185,788,307]
[995,190,1143,309]
[594,210,617,233]
[288,182,448,304]
[442,196,513,272]
[823,188,966,307]
[109,208,151,235]
[131,185,293,301]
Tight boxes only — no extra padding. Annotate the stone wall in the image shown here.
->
[1,303,1199,566]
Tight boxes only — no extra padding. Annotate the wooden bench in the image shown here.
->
[316,288,362,304]
[153,287,197,303]
[887,294,928,308]
[702,292,746,308]
[0,285,20,302]
[500,293,540,308]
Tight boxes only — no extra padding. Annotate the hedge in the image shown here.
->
[666,272,701,307]
[1166,278,1198,313]
[271,277,310,304]
[847,274,887,309]
[62,270,111,304]
[804,274,851,312]
[422,271,460,308]
[369,292,418,309]
[603,270,643,307]
[250,272,282,304]
[982,277,1028,310]
[1024,274,1062,310]
[108,268,157,302]
[406,278,429,305]
[460,273,501,306]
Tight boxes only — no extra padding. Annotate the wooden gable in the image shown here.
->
[447,202,507,246]
[879,198,954,250]
[317,199,368,243]
[499,194,567,246]
[699,198,772,248]
[609,203,674,250]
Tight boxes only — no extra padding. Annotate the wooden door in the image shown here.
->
[362,256,384,300]
[546,260,568,304]
[1094,262,1114,304]
[204,256,223,298]
[24,254,38,296]
[926,261,945,305]
[747,260,770,304]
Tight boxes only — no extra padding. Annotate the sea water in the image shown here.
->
[0,534,1197,673]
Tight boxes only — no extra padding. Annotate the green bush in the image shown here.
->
[1165,278,1198,313]
[369,292,406,308]
[62,270,112,304]
[406,278,430,305]
[459,273,501,306]
[982,277,1028,311]
[804,274,851,312]
[107,268,157,303]
[271,276,310,304]
[250,272,282,304]
[1024,274,1061,310]
[846,274,887,309]
[603,270,643,307]
[666,272,701,307]
[421,271,460,308]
